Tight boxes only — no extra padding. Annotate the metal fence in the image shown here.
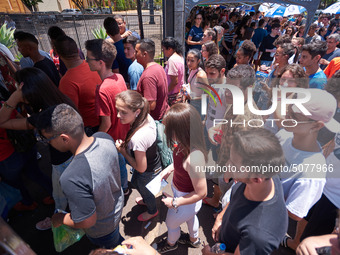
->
[2,12,163,61]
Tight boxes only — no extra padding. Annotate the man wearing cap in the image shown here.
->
[276,88,340,250]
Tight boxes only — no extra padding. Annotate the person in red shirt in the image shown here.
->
[85,39,129,141]
[54,36,101,134]
[85,38,130,194]
[135,38,169,120]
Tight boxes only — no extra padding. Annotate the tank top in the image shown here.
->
[189,67,204,99]
[172,146,194,193]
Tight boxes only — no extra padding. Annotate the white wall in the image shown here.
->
[37,0,71,12]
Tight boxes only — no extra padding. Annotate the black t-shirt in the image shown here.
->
[130,140,162,173]
[28,112,72,165]
[259,34,279,61]
[34,57,60,87]
[219,177,288,254]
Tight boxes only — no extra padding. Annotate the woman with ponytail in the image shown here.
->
[161,37,185,106]
[115,90,162,222]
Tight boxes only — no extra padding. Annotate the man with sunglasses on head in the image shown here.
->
[276,89,340,251]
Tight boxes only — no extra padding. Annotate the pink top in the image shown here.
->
[165,53,185,95]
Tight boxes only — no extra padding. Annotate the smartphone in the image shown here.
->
[315,246,331,255]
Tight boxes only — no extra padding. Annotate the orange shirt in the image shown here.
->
[324,57,340,78]
[59,61,101,127]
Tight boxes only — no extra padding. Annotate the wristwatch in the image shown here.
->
[172,197,178,209]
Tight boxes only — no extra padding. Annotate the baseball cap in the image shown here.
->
[291,89,340,133]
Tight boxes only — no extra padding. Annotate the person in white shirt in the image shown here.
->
[277,89,340,250]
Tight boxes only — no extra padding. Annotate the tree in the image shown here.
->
[21,0,43,12]
[93,0,103,13]
[71,0,85,12]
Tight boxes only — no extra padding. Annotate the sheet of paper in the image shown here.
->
[146,174,168,196]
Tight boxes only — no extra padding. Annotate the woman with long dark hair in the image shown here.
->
[115,90,162,222]
[161,37,185,106]
[156,103,207,253]
[0,67,76,228]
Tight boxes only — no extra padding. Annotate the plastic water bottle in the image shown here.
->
[211,243,226,253]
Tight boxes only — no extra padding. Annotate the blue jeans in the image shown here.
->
[87,226,124,249]
[131,170,159,214]
[118,153,128,190]
[0,147,52,205]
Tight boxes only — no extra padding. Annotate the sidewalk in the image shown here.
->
[6,142,216,255]
[6,142,295,254]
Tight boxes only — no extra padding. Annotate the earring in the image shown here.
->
[136,114,139,117]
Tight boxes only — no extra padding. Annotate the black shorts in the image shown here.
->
[300,194,338,241]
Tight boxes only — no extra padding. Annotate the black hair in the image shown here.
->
[14,31,38,44]
[161,37,183,56]
[123,35,139,48]
[137,38,155,59]
[302,41,328,59]
[259,19,266,27]
[14,68,76,113]
[103,17,120,36]
[53,35,78,59]
[239,40,256,59]
[271,23,281,30]
[47,26,66,40]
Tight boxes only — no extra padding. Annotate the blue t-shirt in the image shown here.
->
[320,48,340,70]
[252,28,268,49]
[112,39,132,82]
[128,60,144,90]
[188,26,203,50]
[309,70,327,89]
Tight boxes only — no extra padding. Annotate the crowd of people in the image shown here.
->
[0,6,340,255]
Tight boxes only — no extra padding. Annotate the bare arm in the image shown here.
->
[149,100,157,111]
[176,150,207,206]
[117,143,148,173]
[187,36,202,46]
[0,87,34,130]
[52,211,97,229]
[98,116,111,133]
[168,75,178,93]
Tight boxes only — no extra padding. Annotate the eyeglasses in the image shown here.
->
[85,56,100,62]
[39,132,60,144]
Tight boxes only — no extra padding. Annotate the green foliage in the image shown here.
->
[116,0,126,11]
[91,26,107,39]
[15,52,23,62]
[21,0,43,12]
[0,24,15,49]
